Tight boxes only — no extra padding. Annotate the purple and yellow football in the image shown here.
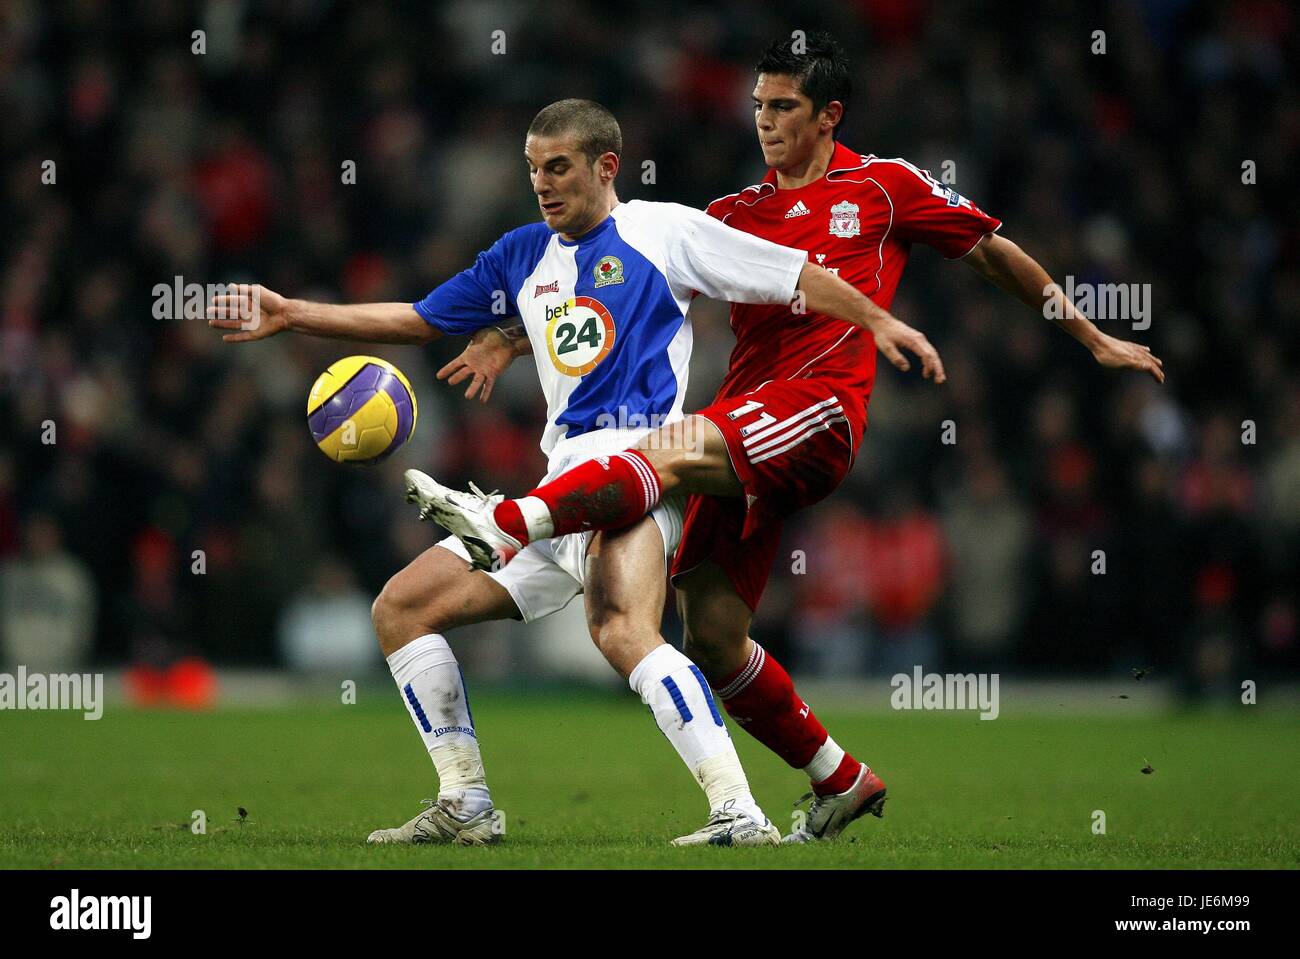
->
[307,356,418,464]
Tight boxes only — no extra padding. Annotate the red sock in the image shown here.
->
[493,449,661,544]
[714,642,860,795]
[816,753,862,797]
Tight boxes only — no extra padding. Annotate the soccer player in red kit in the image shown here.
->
[426,34,1164,842]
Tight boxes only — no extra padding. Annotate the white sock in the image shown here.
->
[386,633,492,819]
[804,736,847,785]
[513,495,554,541]
[628,644,762,820]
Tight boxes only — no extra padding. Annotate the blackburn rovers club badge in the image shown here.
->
[593,254,624,288]
[829,200,861,238]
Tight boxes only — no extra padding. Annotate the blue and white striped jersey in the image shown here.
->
[414,199,806,466]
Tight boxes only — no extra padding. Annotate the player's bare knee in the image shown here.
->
[372,579,413,655]
[635,445,684,493]
[371,583,396,637]
[373,572,453,655]
[681,615,748,682]
[640,417,736,496]
[636,419,710,488]
[681,630,729,681]
[588,614,656,672]
[589,614,629,655]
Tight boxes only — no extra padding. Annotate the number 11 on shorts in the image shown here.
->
[728,400,777,438]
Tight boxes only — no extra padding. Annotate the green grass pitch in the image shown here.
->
[1,691,1296,869]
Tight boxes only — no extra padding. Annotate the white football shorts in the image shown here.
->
[436,492,684,624]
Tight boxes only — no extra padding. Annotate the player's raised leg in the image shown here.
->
[498,417,734,547]
[366,544,520,845]
[403,417,730,571]
[676,559,886,843]
[582,516,778,847]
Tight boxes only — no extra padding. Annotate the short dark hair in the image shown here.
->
[755,32,851,138]
[527,99,622,163]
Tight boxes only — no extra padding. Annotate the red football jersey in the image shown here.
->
[706,141,1002,426]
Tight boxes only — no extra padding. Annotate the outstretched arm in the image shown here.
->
[963,234,1164,383]
[208,283,439,345]
[796,263,947,383]
[666,203,947,384]
[437,324,533,402]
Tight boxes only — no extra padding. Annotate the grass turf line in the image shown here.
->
[1,692,1296,868]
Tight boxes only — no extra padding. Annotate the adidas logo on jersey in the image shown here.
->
[784,201,811,219]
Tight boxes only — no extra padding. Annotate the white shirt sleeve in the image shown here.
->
[661,203,808,305]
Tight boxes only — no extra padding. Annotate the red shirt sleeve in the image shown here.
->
[704,195,733,222]
[876,159,1003,258]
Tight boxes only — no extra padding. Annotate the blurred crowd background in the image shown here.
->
[1,0,1296,695]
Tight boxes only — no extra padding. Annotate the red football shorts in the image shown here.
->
[670,378,864,610]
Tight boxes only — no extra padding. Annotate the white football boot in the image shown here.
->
[783,763,887,844]
[366,797,501,846]
[403,469,523,571]
[671,800,781,847]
